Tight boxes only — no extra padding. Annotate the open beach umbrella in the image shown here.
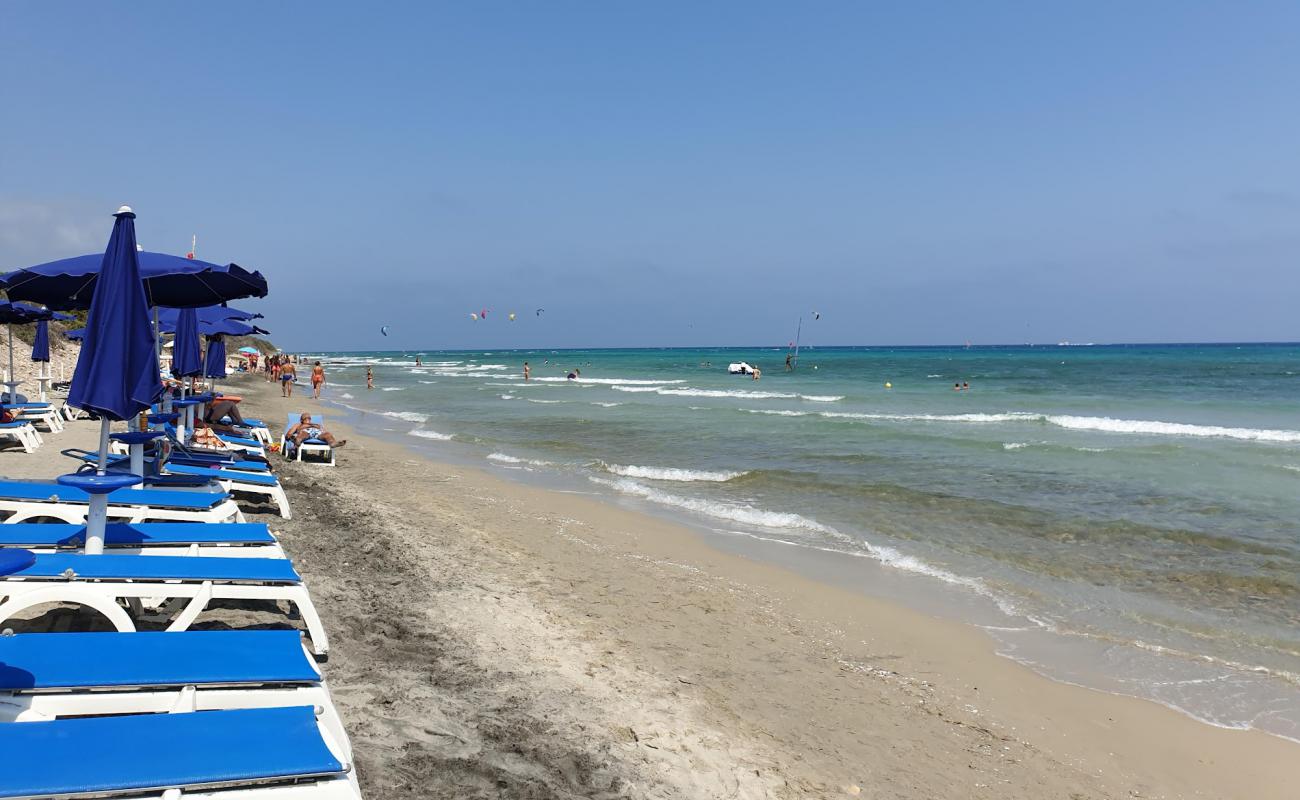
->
[63,327,85,341]
[155,305,263,330]
[0,252,268,311]
[0,302,37,399]
[170,307,202,378]
[237,346,259,354]
[64,206,161,554]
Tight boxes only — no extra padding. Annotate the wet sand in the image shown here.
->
[7,373,1297,799]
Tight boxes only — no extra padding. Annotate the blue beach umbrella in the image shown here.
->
[155,305,263,330]
[67,208,160,420]
[64,206,161,554]
[170,307,203,378]
[30,320,50,363]
[0,252,267,311]
[205,336,228,380]
[63,328,85,341]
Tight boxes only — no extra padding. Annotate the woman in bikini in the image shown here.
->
[311,361,325,399]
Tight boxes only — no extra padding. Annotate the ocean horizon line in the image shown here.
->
[288,340,1300,355]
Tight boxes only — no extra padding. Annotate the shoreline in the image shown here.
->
[319,370,1300,748]
[225,370,1297,798]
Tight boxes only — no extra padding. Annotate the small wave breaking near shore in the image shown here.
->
[600,463,748,482]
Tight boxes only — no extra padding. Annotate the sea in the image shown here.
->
[302,343,1300,742]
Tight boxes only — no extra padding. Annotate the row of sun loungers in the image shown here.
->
[0,407,358,799]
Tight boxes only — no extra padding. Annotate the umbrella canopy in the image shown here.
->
[205,336,227,379]
[31,320,50,362]
[0,252,268,310]
[155,305,263,329]
[170,308,203,378]
[63,327,85,341]
[237,346,260,354]
[66,208,160,420]
[0,302,38,325]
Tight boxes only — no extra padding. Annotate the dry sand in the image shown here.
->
[5,372,1296,799]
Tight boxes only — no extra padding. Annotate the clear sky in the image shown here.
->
[2,2,1297,350]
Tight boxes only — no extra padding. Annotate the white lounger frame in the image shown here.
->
[0,423,41,454]
[0,576,330,657]
[0,496,245,525]
[16,406,64,434]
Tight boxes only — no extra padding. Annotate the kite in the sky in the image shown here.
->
[470,313,478,321]
[812,311,821,320]
[380,325,390,336]
[536,308,545,316]
[508,313,517,321]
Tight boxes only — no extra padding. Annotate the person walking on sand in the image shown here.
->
[366,366,374,390]
[280,360,296,398]
[523,361,531,381]
[310,361,325,399]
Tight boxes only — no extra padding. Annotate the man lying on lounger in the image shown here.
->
[286,413,347,449]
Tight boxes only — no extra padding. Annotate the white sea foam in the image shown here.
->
[601,463,748,482]
[408,429,452,440]
[381,387,405,392]
[419,380,438,384]
[589,476,837,534]
[748,408,1300,443]
[745,409,810,417]
[1042,415,1300,443]
[500,394,516,400]
[527,377,685,385]
[592,402,622,408]
[381,410,429,423]
[487,452,553,467]
[1002,442,1029,450]
[613,386,841,401]
[527,399,563,404]
[338,392,354,400]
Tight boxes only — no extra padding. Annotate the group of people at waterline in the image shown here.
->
[260,353,328,399]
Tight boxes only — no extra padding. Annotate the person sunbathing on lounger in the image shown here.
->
[286,413,346,448]
[204,399,252,434]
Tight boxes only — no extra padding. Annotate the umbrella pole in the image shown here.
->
[84,417,112,555]
[4,322,14,402]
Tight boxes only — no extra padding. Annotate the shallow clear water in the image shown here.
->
[304,343,1300,740]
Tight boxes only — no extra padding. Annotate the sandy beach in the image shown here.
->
[8,372,1296,799]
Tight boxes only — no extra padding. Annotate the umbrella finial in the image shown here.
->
[115,205,135,218]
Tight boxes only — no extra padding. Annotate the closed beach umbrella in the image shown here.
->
[67,208,160,421]
[30,319,50,363]
[64,206,162,554]
[170,307,202,378]
[205,335,227,379]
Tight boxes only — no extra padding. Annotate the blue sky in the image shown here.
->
[1,2,1297,350]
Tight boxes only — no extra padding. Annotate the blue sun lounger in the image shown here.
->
[0,554,329,656]
[0,522,283,557]
[0,479,243,524]
[0,706,358,799]
[282,413,336,466]
[64,448,292,519]
[0,630,351,759]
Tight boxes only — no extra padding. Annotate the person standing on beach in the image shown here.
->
[523,361,531,381]
[311,361,325,399]
[752,364,762,381]
[280,360,296,398]
[367,366,374,390]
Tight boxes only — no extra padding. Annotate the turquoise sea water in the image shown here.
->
[305,343,1300,740]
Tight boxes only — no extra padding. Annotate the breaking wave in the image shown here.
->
[600,463,748,482]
